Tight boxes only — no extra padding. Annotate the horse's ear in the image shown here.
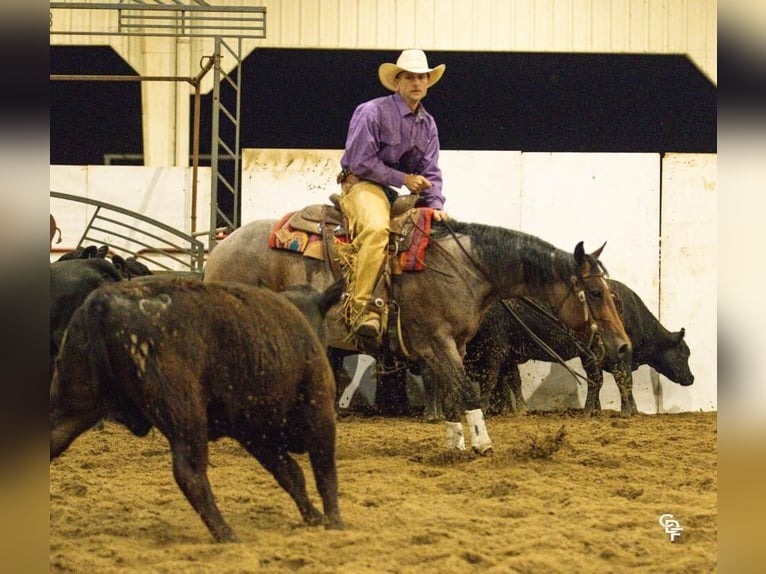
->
[678,327,686,341]
[574,241,585,265]
[590,241,607,260]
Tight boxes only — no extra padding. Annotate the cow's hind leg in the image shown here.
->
[50,409,105,460]
[303,406,345,529]
[169,437,240,543]
[611,363,637,417]
[243,443,324,526]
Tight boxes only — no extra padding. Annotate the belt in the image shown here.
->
[337,168,360,186]
[337,168,361,193]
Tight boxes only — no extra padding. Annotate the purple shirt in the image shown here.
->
[340,93,445,210]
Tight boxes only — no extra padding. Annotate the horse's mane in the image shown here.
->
[431,219,595,287]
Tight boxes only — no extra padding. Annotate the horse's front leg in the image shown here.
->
[419,341,493,455]
[419,365,444,422]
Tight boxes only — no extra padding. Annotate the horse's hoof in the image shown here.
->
[472,444,494,456]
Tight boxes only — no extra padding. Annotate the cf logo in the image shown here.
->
[659,513,683,542]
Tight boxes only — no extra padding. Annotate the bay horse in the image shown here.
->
[203,215,631,454]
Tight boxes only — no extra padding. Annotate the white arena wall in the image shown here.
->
[49,151,716,414]
[241,148,716,414]
[50,165,211,269]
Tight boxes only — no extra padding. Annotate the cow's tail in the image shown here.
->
[319,276,345,317]
[82,290,153,436]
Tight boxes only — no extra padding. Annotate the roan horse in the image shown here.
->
[203,215,632,454]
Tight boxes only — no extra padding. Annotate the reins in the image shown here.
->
[439,219,606,386]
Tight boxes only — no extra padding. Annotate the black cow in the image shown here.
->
[49,258,123,381]
[50,277,344,543]
[50,253,154,381]
[465,279,694,417]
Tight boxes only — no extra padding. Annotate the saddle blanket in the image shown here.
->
[268,207,433,272]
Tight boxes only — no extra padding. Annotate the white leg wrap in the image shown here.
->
[445,421,466,450]
[465,409,493,455]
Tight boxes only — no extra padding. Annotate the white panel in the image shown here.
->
[665,0,688,52]
[512,0,534,48]
[395,0,418,48]
[278,0,302,46]
[318,0,340,47]
[337,0,360,46]
[50,166,90,251]
[241,149,343,222]
[472,0,495,49]
[50,166,212,264]
[301,0,322,46]
[440,151,523,228]
[704,0,717,83]
[519,153,659,291]
[356,0,379,47]
[628,0,650,51]
[571,0,594,50]
[452,0,475,49]
[590,0,613,50]
[375,0,397,47]
[518,152,660,411]
[51,0,718,81]
[609,0,631,52]
[532,0,555,50]
[241,149,522,227]
[647,0,670,51]
[432,0,456,50]
[551,0,575,51]
[414,0,437,48]
[492,0,514,48]
[660,153,717,412]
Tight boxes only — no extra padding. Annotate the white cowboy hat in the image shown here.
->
[378,49,446,91]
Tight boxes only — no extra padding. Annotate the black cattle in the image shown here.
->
[279,279,344,348]
[466,279,694,417]
[49,253,154,380]
[50,277,344,543]
[49,258,123,380]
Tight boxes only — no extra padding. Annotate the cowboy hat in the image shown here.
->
[378,49,446,91]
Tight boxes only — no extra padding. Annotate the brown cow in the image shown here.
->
[50,277,344,543]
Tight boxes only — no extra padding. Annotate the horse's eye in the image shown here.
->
[590,289,603,299]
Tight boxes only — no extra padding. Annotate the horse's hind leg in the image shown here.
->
[169,434,240,543]
[420,366,444,422]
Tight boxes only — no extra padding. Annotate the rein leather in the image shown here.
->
[439,220,606,385]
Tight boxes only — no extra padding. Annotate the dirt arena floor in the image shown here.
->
[50,411,717,573]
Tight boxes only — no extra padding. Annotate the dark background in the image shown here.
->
[51,46,717,166]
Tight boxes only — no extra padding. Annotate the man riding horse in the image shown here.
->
[337,49,450,341]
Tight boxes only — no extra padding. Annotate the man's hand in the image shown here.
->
[432,209,449,222]
[403,174,432,194]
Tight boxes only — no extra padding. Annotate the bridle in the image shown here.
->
[514,267,610,371]
[556,269,610,362]
[424,219,613,386]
